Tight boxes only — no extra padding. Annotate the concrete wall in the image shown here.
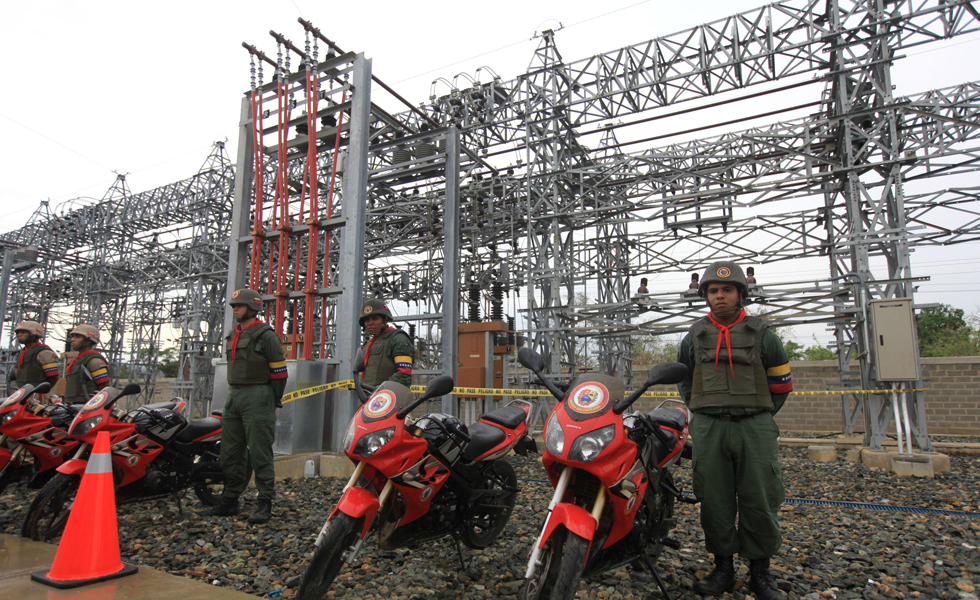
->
[633,357,980,435]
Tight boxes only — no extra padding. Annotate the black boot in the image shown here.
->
[749,558,786,600]
[204,496,240,517]
[693,555,735,596]
[248,499,273,524]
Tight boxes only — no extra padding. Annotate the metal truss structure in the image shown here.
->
[3,0,978,452]
[0,144,234,415]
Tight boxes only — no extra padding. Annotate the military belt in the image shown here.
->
[697,410,765,422]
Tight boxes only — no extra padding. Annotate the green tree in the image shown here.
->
[916,304,980,357]
[158,347,180,377]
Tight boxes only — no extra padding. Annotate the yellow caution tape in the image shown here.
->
[281,380,927,405]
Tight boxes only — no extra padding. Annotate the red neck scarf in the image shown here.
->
[360,326,392,380]
[18,341,39,370]
[707,309,747,376]
[67,349,96,375]
[231,319,264,363]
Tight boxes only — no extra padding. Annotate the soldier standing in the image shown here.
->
[676,261,792,600]
[12,321,60,390]
[207,289,287,524]
[358,299,414,387]
[64,325,111,404]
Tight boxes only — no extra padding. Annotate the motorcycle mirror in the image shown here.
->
[518,347,545,372]
[352,349,366,374]
[120,382,142,397]
[32,382,51,395]
[645,362,689,386]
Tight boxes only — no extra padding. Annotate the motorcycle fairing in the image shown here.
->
[111,433,164,486]
[389,454,450,525]
[56,457,87,476]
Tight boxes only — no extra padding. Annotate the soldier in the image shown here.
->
[676,261,792,600]
[64,325,111,404]
[207,289,287,524]
[12,321,60,390]
[358,299,413,387]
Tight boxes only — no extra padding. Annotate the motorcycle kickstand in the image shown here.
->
[172,491,185,517]
[451,532,468,572]
[640,554,674,600]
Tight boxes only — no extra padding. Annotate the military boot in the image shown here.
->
[693,555,735,596]
[248,499,273,524]
[749,558,786,600]
[204,496,240,517]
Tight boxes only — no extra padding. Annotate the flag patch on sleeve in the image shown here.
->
[766,363,792,394]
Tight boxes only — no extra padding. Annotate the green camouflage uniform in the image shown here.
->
[677,314,792,559]
[222,321,287,502]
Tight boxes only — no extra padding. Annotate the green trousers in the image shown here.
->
[690,411,784,559]
[222,385,277,501]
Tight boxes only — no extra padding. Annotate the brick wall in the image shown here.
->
[633,357,980,435]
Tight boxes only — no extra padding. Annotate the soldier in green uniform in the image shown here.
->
[676,261,792,600]
[12,321,60,390]
[207,289,287,524]
[63,325,111,404]
[358,299,414,387]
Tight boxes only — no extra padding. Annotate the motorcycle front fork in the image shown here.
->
[525,466,606,581]
[314,460,395,566]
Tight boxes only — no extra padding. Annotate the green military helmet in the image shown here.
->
[15,320,44,338]
[698,261,749,299]
[359,298,393,326]
[69,324,101,345]
[229,288,264,311]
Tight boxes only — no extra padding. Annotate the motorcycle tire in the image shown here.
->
[192,443,251,506]
[0,459,20,495]
[21,472,81,541]
[296,513,363,600]
[459,458,518,549]
[523,527,588,600]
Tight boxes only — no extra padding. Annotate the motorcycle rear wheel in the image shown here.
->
[459,458,518,549]
[192,443,250,506]
[21,472,81,541]
[296,513,363,600]
[523,527,589,600]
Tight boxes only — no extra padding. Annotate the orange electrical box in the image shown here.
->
[457,322,508,398]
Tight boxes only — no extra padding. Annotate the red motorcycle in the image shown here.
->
[518,348,693,600]
[296,364,536,600]
[0,382,81,494]
[21,383,229,540]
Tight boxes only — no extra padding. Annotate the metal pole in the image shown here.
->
[442,126,460,416]
[0,247,14,345]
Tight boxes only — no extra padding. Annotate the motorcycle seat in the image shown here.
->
[647,407,687,431]
[140,401,178,412]
[176,416,222,443]
[461,422,506,461]
[480,405,526,430]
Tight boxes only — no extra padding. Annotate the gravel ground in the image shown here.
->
[1,447,978,600]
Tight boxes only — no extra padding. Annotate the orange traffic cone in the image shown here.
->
[32,431,138,589]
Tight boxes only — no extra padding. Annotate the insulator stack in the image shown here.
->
[408,323,416,339]
[490,282,504,322]
[468,284,481,322]
[507,316,516,345]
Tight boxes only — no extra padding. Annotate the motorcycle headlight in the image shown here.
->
[545,412,565,456]
[342,418,357,452]
[0,411,14,425]
[567,424,616,463]
[71,415,103,436]
[353,427,395,457]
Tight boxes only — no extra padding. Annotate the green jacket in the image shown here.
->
[64,351,109,404]
[225,321,288,401]
[14,342,57,387]
[677,314,792,414]
[360,327,414,387]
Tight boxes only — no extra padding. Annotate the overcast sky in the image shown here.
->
[3,0,980,346]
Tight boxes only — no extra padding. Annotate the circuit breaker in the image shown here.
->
[869,298,920,381]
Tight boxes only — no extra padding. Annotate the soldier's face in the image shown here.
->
[16,331,30,344]
[233,305,249,321]
[70,334,85,351]
[363,314,385,335]
[706,284,740,314]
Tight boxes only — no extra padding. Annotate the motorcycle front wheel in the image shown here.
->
[459,458,518,549]
[21,472,81,541]
[523,527,588,600]
[296,513,363,600]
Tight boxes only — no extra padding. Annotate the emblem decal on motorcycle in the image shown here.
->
[568,383,609,414]
[420,486,433,501]
[626,494,636,514]
[2,389,26,407]
[127,455,140,466]
[84,391,108,409]
[50,447,62,457]
[364,390,396,418]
